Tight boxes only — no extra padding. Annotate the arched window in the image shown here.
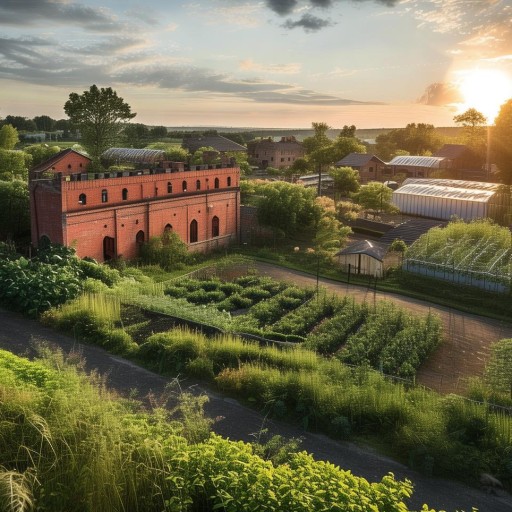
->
[164,223,173,233]
[78,193,87,205]
[122,188,128,200]
[196,179,201,190]
[182,180,187,192]
[101,189,108,203]
[214,177,219,189]
[227,176,232,187]
[136,230,145,245]
[212,216,220,238]
[103,236,115,261]
[167,182,172,193]
[190,219,198,243]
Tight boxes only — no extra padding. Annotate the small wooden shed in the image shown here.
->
[336,240,387,277]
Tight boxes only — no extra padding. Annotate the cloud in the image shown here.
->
[239,59,302,74]
[282,13,334,31]
[417,82,462,107]
[266,0,398,16]
[0,0,122,32]
[409,0,512,58]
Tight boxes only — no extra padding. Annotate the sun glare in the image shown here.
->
[456,68,512,122]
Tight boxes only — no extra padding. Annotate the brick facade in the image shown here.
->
[30,151,240,262]
[247,136,304,170]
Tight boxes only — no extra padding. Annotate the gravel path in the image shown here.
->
[0,307,511,512]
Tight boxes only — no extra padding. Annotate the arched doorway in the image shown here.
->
[190,219,198,243]
[103,236,116,261]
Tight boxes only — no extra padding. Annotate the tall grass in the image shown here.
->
[0,349,420,512]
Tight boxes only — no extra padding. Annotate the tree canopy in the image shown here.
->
[64,85,136,161]
[453,108,487,162]
[351,181,396,215]
[492,99,512,185]
[0,180,30,239]
[0,124,19,150]
[254,181,318,236]
[375,123,444,161]
[328,166,360,199]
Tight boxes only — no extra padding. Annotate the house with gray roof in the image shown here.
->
[387,155,449,179]
[335,153,386,183]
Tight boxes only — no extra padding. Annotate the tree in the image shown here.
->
[289,157,311,175]
[190,146,219,165]
[24,144,62,166]
[492,99,512,185]
[2,115,37,132]
[328,166,360,199]
[64,84,136,161]
[375,123,444,160]
[351,182,396,216]
[0,180,30,238]
[123,123,149,148]
[453,108,487,162]
[150,126,168,138]
[0,149,30,181]
[0,124,19,149]
[255,181,317,237]
[145,143,189,162]
[33,115,57,132]
[339,124,356,137]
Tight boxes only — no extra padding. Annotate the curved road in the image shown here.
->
[0,306,511,512]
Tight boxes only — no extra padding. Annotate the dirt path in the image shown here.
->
[251,262,512,393]
[0,307,511,512]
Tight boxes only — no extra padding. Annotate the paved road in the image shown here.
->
[0,308,511,512]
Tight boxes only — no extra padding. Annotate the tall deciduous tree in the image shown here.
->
[0,180,30,238]
[0,124,19,149]
[64,85,136,161]
[33,115,57,132]
[493,99,512,185]
[255,181,317,237]
[328,166,360,199]
[453,108,487,162]
[351,182,396,216]
[0,149,30,181]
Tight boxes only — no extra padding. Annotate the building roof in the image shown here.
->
[30,148,91,174]
[297,174,334,186]
[335,152,385,167]
[336,239,387,262]
[101,147,166,164]
[433,144,472,159]
[380,219,446,246]
[388,155,447,168]
[182,135,247,153]
[393,178,501,204]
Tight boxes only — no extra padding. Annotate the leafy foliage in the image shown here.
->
[64,84,136,161]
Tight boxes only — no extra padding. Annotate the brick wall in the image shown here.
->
[31,166,240,261]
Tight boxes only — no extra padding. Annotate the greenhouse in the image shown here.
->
[403,220,512,293]
[392,178,508,222]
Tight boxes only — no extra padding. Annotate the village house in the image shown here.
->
[433,144,486,181]
[334,153,386,183]
[29,148,240,262]
[247,136,305,169]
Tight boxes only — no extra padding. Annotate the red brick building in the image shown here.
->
[30,149,240,262]
[247,136,304,169]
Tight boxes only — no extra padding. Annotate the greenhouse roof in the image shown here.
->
[394,178,501,203]
[101,148,166,164]
[388,155,446,168]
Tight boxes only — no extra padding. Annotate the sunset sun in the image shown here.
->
[456,68,512,122]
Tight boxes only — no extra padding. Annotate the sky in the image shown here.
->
[0,0,511,129]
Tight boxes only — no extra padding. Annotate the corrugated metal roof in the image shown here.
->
[388,155,446,168]
[393,178,500,203]
[101,148,166,164]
